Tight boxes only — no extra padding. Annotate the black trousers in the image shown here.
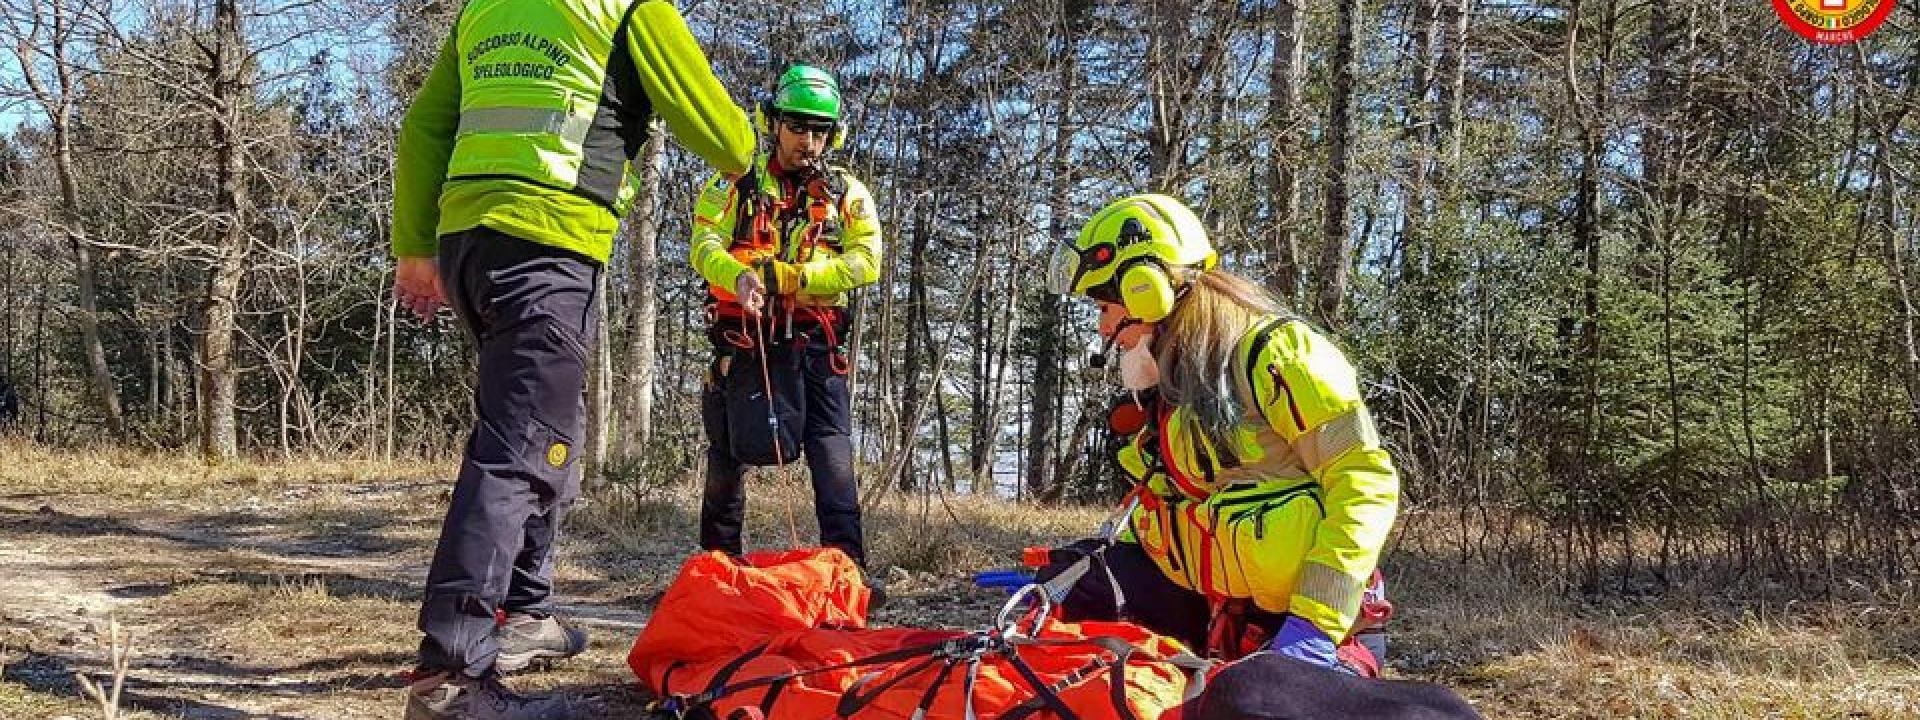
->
[417,226,598,678]
[1041,539,1237,652]
[699,319,865,564]
[1041,539,1388,666]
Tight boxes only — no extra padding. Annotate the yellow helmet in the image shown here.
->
[1047,194,1219,322]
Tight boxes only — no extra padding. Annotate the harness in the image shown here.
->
[708,164,854,374]
[720,164,847,278]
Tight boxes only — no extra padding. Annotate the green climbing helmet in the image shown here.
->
[772,65,842,121]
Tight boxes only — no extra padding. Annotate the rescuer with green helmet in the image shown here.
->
[1039,194,1399,676]
[687,64,884,594]
[390,2,752,718]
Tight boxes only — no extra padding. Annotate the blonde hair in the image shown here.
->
[1153,269,1285,459]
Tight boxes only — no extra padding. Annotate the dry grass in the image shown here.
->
[0,436,446,501]
[159,577,417,669]
[3,442,1917,718]
[1386,553,1920,719]
[571,472,1104,578]
[0,681,119,720]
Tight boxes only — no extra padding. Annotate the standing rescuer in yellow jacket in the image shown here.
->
[687,65,884,591]
[1040,194,1399,675]
[389,2,751,718]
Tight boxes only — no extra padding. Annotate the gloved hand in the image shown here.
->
[733,268,765,317]
[759,259,802,296]
[1268,614,1339,669]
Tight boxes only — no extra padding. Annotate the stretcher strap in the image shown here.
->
[1002,647,1084,720]
[961,656,981,720]
[664,631,1212,720]
[661,637,958,714]
[836,655,942,718]
[908,658,961,720]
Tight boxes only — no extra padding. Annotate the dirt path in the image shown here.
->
[0,477,995,720]
[0,485,661,719]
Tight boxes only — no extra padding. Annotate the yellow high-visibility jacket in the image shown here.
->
[392,0,753,263]
[1119,316,1399,642]
[688,152,882,310]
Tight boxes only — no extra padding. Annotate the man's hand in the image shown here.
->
[394,256,446,322]
[734,268,765,318]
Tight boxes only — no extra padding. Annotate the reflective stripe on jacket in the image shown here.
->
[1123,316,1399,642]
[392,0,752,262]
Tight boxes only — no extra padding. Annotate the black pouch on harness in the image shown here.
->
[720,346,805,466]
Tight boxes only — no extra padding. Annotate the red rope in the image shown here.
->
[749,309,801,547]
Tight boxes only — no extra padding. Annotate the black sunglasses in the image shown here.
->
[780,116,836,137]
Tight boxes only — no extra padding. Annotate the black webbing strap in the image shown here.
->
[756,677,790,718]
[834,655,943,717]
[659,660,686,696]
[702,642,773,697]
[909,658,961,720]
[1003,648,1085,720]
[1009,634,1214,719]
[671,636,960,712]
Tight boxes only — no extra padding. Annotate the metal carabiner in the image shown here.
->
[994,582,1055,637]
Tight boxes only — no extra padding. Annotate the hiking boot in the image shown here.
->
[495,613,588,673]
[403,672,577,720]
[863,570,890,610]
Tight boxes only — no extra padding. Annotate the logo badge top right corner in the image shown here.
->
[1773,0,1897,45]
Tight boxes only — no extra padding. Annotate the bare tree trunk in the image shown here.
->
[1316,0,1359,326]
[972,264,1020,492]
[367,269,386,459]
[2,228,12,382]
[199,0,247,461]
[935,375,956,490]
[1557,0,1616,590]
[68,198,123,435]
[384,287,398,461]
[13,0,125,435]
[165,310,184,438]
[32,272,48,438]
[278,253,313,456]
[1145,0,1181,189]
[145,297,159,418]
[1890,184,1920,422]
[1867,54,1920,420]
[1433,0,1473,185]
[1027,5,1081,502]
[968,272,986,490]
[1399,0,1439,271]
[618,130,666,459]
[896,203,931,492]
[585,272,611,483]
[1268,0,1306,303]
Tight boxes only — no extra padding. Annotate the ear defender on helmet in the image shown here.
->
[1118,259,1177,322]
[1105,217,1176,321]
